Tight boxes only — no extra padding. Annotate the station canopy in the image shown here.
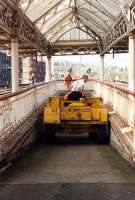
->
[19,0,128,44]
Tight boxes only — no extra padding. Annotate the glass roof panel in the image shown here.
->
[19,0,128,42]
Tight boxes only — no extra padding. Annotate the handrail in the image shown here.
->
[0,79,94,101]
[60,78,131,96]
[113,80,128,84]
[94,80,135,127]
[0,79,134,102]
[0,81,59,101]
[94,80,135,97]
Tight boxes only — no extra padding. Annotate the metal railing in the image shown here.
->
[0,81,60,136]
[94,80,135,127]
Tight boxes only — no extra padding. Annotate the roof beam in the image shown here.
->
[78,9,108,33]
[54,40,96,46]
[39,7,72,31]
[52,25,95,43]
[43,9,73,35]
[77,7,113,30]
[100,15,128,55]
[52,44,99,56]
[83,0,117,21]
[33,0,64,23]
[98,2,135,55]
[0,0,48,53]
[49,22,75,42]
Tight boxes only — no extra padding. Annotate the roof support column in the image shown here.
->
[11,39,19,92]
[100,55,104,81]
[45,56,52,82]
[51,57,55,78]
[128,35,135,91]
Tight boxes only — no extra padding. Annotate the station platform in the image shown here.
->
[0,137,135,200]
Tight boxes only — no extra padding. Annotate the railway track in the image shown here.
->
[0,89,11,96]
[0,84,31,96]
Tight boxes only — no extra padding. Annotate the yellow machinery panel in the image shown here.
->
[91,108,107,122]
[86,97,102,107]
[99,108,108,122]
[44,96,108,123]
[44,107,60,124]
[61,107,91,121]
[49,97,60,107]
[91,108,100,120]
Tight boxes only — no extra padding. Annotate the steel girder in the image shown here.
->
[52,47,99,56]
[51,40,99,56]
[100,4,135,55]
[0,0,48,54]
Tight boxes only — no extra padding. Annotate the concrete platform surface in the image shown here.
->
[0,140,135,199]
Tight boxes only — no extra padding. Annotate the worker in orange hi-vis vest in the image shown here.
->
[64,70,73,89]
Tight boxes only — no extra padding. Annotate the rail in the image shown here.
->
[94,80,135,127]
[0,81,61,135]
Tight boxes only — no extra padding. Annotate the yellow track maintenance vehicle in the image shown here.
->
[43,96,110,144]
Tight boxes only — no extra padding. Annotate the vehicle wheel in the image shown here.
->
[96,124,110,144]
[88,132,96,142]
[43,124,56,144]
[88,125,97,142]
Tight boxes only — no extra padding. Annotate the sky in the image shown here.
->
[53,53,128,68]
